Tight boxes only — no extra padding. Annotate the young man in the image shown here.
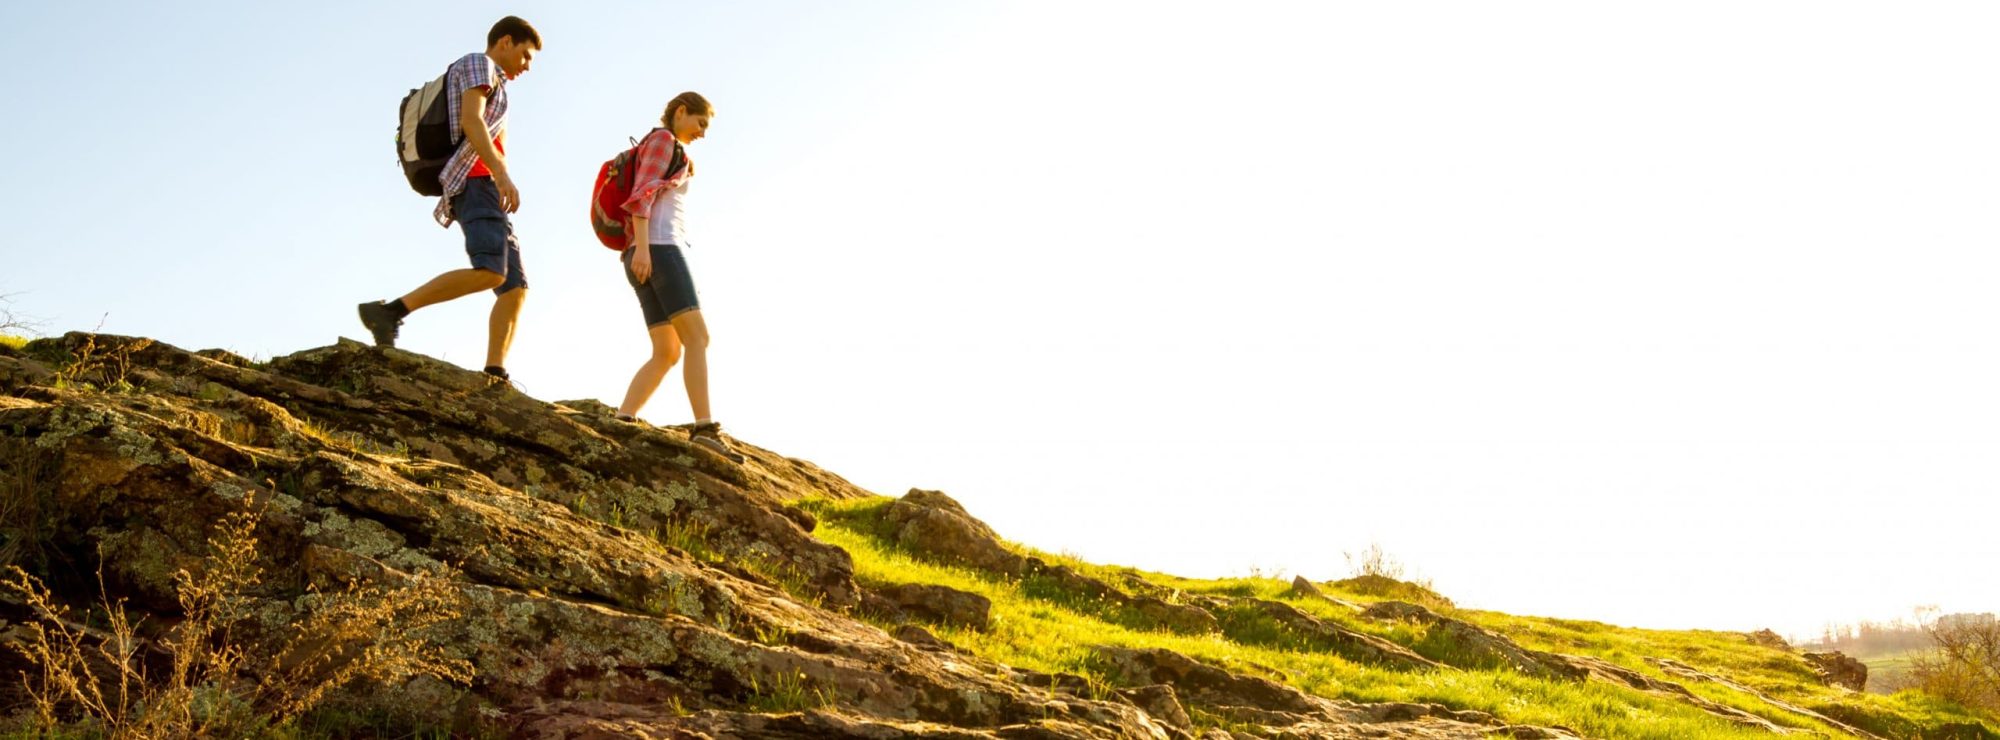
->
[358,16,540,380]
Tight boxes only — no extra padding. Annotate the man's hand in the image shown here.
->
[629,245,653,283]
[495,173,521,213]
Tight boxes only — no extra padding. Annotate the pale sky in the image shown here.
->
[3,2,1995,639]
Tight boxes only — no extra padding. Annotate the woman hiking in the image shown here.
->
[613,92,740,462]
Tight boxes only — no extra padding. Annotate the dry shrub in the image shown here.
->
[1909,611,2000,713]
[0,292,39,337]
[48,331,153,392]
[1344,543,1417,582]
[1336,543,1454,609]
[1,506,472,737]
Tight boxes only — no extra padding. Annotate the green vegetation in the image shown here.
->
[0,335,27,351]
[800,496,1999,740]
[743,670,836,714]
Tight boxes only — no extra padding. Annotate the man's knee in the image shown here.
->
[475,269,508,290]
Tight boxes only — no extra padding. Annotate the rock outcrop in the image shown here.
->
[0,334,1605,738]
[1748,628,1792,651]
[885,489,1029,576]
[1804,651,1869,692]
[0,336,1178,737]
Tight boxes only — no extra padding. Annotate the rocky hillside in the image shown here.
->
[0,333,1993,739]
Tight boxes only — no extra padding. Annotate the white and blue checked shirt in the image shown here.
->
[432,53,509,227]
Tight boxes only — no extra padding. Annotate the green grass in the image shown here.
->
[799,496,2000,740]
[0,335,27,351]
[1862,649,1924,693]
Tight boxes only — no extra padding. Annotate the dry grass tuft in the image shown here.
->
[0,506,472,737]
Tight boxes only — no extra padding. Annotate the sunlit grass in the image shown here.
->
[796,496,1958,740]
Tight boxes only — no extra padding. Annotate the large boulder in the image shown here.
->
[883,489,1028,576]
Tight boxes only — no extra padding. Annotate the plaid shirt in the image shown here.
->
[432,53,509,227]
[619,128,693,230]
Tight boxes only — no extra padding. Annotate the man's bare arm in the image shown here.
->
[460,87,519,212]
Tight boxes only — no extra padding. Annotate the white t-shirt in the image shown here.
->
[648,177,690,246]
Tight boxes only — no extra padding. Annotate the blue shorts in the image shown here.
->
[623,243,700,327]
[452,177,527,295]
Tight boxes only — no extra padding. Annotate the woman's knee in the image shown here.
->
[672,315,710,349]
[647,325,683,363]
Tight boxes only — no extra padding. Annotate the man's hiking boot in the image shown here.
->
[356,301,402,348]
[688,421,744,463]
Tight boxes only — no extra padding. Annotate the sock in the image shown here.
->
[695,417,714,427]
[483,365,508,379]
[384,299,411,319]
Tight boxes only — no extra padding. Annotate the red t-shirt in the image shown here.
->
[468,129,506,179]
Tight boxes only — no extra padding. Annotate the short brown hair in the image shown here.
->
[488,16,541,49]
[661,92,713,126]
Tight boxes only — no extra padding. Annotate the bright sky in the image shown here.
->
[4,2,1996,640]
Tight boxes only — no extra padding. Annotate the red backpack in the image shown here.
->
[590,128,687,250]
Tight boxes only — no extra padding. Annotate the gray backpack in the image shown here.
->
[395,70,455,197]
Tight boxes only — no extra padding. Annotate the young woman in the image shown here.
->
[614,92,740,462]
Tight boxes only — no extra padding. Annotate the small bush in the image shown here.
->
[1909,612,2000,714]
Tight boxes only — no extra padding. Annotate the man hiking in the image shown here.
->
[358,16,540,381]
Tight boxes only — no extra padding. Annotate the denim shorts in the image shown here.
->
[623,243,699,327]
[452,177,527,295]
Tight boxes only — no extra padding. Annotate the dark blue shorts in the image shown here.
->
[623,243,700,327]
[452,177,527,295]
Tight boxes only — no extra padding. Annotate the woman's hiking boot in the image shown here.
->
[689,421,744,463]
[356,301,403,348]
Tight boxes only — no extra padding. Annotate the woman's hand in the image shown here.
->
[629,245,653,283]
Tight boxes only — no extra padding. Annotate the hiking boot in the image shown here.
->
[356,301,403,348]
[689,421,744,463]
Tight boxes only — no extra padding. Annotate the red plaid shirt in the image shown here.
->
[619,128,693,238]
[433,53,509,228]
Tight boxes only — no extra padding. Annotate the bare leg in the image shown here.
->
[486,287,528,368]
[399,268,505,312]
[617,322,683,418]
[670,309,712,422]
